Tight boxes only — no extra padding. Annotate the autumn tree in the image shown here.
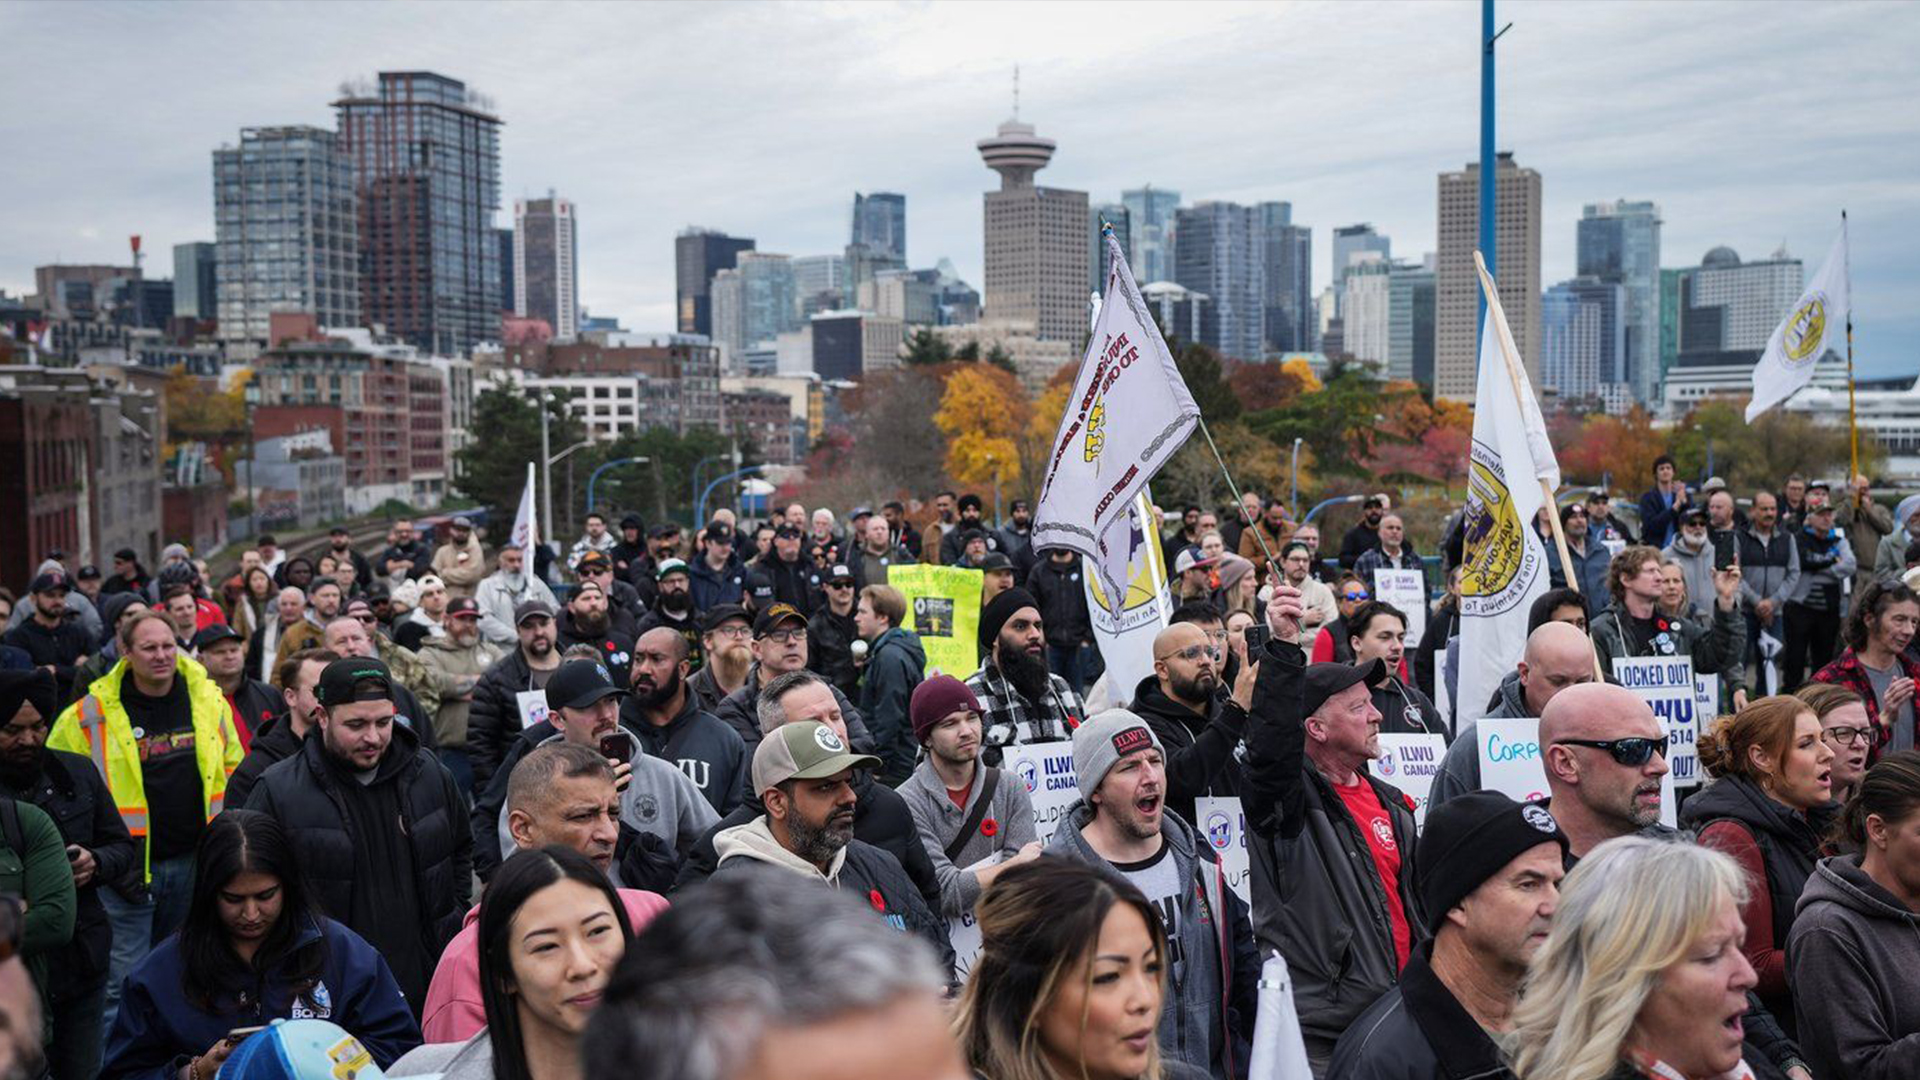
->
[1666,400,1878,492]
[1227,357,1321,412]
[935,363,1030,494]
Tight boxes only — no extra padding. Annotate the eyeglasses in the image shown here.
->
[760,629,806,645]
[1160,644,1216,665]
[827,580,853,589]
[710,625,752,639]
[1823,725,1875,747]
[1554,736,1669,766]
[1342,590,1370,602]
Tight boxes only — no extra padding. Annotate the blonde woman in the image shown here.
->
[955,857,1204,1080]
[1509,837,1759,1080]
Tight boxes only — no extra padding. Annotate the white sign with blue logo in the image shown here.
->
[1372,569,1428,649]
[1611,656,1701,788]
[1373,733,1447,831]
[999,742,1081,847]
[1476,716,1677,826]
[1194,796,1250,905]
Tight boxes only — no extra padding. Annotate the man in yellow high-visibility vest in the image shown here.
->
[48,608,242,1027]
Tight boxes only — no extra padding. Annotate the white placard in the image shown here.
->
[1696,672,1722,724]
[1373,568,1428,649]
[1000,742,1080,847]
[947,850,1008,981]
[1477,716,1676,826]
[1194,796,1251,906]
[1374,734,1448,830]
[1612,656,1701,787]
[516,688,551,730]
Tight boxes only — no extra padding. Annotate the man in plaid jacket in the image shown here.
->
[966,588,1084,763]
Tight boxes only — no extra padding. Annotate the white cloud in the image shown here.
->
[1,0,1913,372]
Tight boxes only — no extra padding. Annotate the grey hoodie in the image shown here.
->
[389,1031,494,1080]
[1788,853,1920,1080]
[1046,801,1257,1080]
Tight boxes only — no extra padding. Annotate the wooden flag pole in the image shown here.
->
[1472,251,1603,680]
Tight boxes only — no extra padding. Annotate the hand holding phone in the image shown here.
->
[599,732,632,764]
[1711,531,1737,572]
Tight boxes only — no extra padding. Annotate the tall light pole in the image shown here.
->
[1290,437,1304,520]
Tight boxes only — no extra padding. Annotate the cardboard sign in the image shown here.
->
[1000,742,1081,847]
[1612,656,1702,787]
[515,688,550,730]
[947,850,1007,981]
[1195,796,1252,905]
[888,565,983,678]
[1476,716,1676,826]
[1373,568,1428,649]
[1374,734,1448,830]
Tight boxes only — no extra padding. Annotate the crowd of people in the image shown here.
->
[0,462,1915,1080]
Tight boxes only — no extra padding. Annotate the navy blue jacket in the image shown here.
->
[101,916,421,1080]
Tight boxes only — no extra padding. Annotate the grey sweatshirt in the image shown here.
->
[1788,853,1920,1080]
[389,1032,494,1080]
[894,757,1037,917]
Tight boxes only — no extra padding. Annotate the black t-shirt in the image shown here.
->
[121,671,206,861]
[1623,612,1682,658]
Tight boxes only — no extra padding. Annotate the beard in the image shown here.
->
[659,590,691,615]
[0,747,43,790]
[573,608,609,636]
[787,804,856,865]
[997,637,1052,702]
[634,666,683,710]
[1170,669,1220,704]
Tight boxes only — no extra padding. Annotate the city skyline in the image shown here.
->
[3,0,1915,376]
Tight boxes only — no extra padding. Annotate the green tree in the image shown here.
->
[984,343,1016,375]
[581,426,748,529]
[1174,342,1241,423]
[1243,367,1407,481]
[453,382,584,520]
[902,328,951,366]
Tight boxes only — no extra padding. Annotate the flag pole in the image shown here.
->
[1472,251,1601,679]
[1842,210,1859,481]
[1137,491,1173,626]
[1197,416,1279,573]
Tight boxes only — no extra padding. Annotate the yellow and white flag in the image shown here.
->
[1748,220,1849,422]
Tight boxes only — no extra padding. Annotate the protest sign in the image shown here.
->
[516,688,550,730]
[1477,716,1676,826]
[1612,656,1702,787]
[1195,796,1251,905]
[1374,733,1448,830]
[1372,568,1428,649]
[888,565,982,677]
[1000,741,1081,847]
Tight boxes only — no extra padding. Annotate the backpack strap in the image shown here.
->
[944,766,1001,864]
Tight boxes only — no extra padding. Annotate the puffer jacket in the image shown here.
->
[859,627,926,783]
[806,604,862,701]
[1047,802,1259,1080]
[466,649,545,792]
[1240,636,1426,1063]
[1788,854,1920,1080]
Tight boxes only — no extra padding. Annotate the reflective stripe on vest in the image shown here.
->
[79,694,153,836]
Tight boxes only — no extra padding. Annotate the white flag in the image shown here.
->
[1458,285,1561,725]
[1084,492,1172,695]
[511,462,538,552]
[1748,221,1849,421]
[1247,951,1314,1080]
[1033,231,1201,604]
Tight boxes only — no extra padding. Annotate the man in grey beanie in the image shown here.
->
[1044,708,1259,1080]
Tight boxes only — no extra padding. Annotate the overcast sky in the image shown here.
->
[3,0,1915,375]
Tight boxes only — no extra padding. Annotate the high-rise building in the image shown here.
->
[1260,202,1313,354]
[334,72,502,355]
[792,253,846,319]
[1141,282,1209,345]
[1173,201,1265,361]
[172,243,216,322]
[675,228,755,337]
[1387,259,1437,386]
[850,193,906,263]
[1331,224,1390,315]
[978,117,1090,344]
[1093,202,1131,289]
[514,194,579,339]
[496,228,515,313]
[212,126,360,343]
[1677,246,1803,358]
[1342,254,1393,370]
[1541,277,1627,404]
[1435,152,1543,401]
[1577,199,1662,404]
[1120,185,1181,284]
[711,252,798,363]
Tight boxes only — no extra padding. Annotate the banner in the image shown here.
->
[1457,273,1562,738]
[1375,733,1448,829]
[887,565,983,678]
[511,462,538,552]
[1476,716,1676,826]
[1372,568,1428,649]
[1748,219,1849,421]
[1612,656,1702,787]
[1085,492,1172,695]
[1033,231,1201,606]
[1196,796,1251,905]
[1001,741,1081,847]
[1247,952,1315,1080]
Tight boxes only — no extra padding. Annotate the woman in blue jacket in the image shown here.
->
[101,811,420,1080]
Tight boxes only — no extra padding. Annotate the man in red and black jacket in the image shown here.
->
[192,624,279,751]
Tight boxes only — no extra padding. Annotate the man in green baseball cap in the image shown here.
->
[710,721,954,977]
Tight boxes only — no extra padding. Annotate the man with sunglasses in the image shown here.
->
[807,565,862,701]
[1311,573,1374,665]
[573,551,643,639]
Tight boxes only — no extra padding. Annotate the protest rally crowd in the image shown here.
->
[1,462,1919,1080]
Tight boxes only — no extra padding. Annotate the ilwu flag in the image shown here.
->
[1458,278,1561,725]
[511,463,539,552]
[1083,491,1172,695]
[1033,231,1200,605]
[1748,220,1849,421]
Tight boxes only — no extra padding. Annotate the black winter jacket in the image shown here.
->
[671,769,942,917]
[467,649,548,792]
[224,710,305,812]
[1373,677,1445,743]
[1129,674,1247,830]
[1327,941,1515,1080]
[556,611,634,687]
[745,553,817,612]
[1241,637,1425,1062]
[3,618,93,700]
[620,691,750,815]
[1024,557,1093,648]
[712,666,873,753]
[242,724,471,1003]
[806,605,862,701]
[1,748,136,1002]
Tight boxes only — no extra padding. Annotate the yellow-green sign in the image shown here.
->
[888,564,983,678]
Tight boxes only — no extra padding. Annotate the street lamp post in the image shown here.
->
[1290,437,1304,520]
[587,457,650,515]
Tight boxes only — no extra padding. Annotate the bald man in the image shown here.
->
[1132,621,1256,826]
[1537,682,1672,860]
[1428,622,1597,808]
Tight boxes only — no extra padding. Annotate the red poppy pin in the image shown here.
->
[1655,618,1672,632]
[868,889,886,913]
[981,818,999,838]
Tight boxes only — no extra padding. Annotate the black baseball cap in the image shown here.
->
[753,603,808,637]
[827,564,854,583]
[28,571,68,595]
[315,656,393,707]
[191,624,245,650]
[1301,659,1390,718]
[514,599,556,625]
[329,526,351,537]
[545,657,628,712]
[701,603,751,634]
[977,552,1014,572]
[77,564,102,581]
[1681,507,1710,526]
[774,523,802,539]
[705,522,734,545]
[113,547,139,562]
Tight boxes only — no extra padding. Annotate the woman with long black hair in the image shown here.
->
[101,811,418,1080]
[389,846,634,1080]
